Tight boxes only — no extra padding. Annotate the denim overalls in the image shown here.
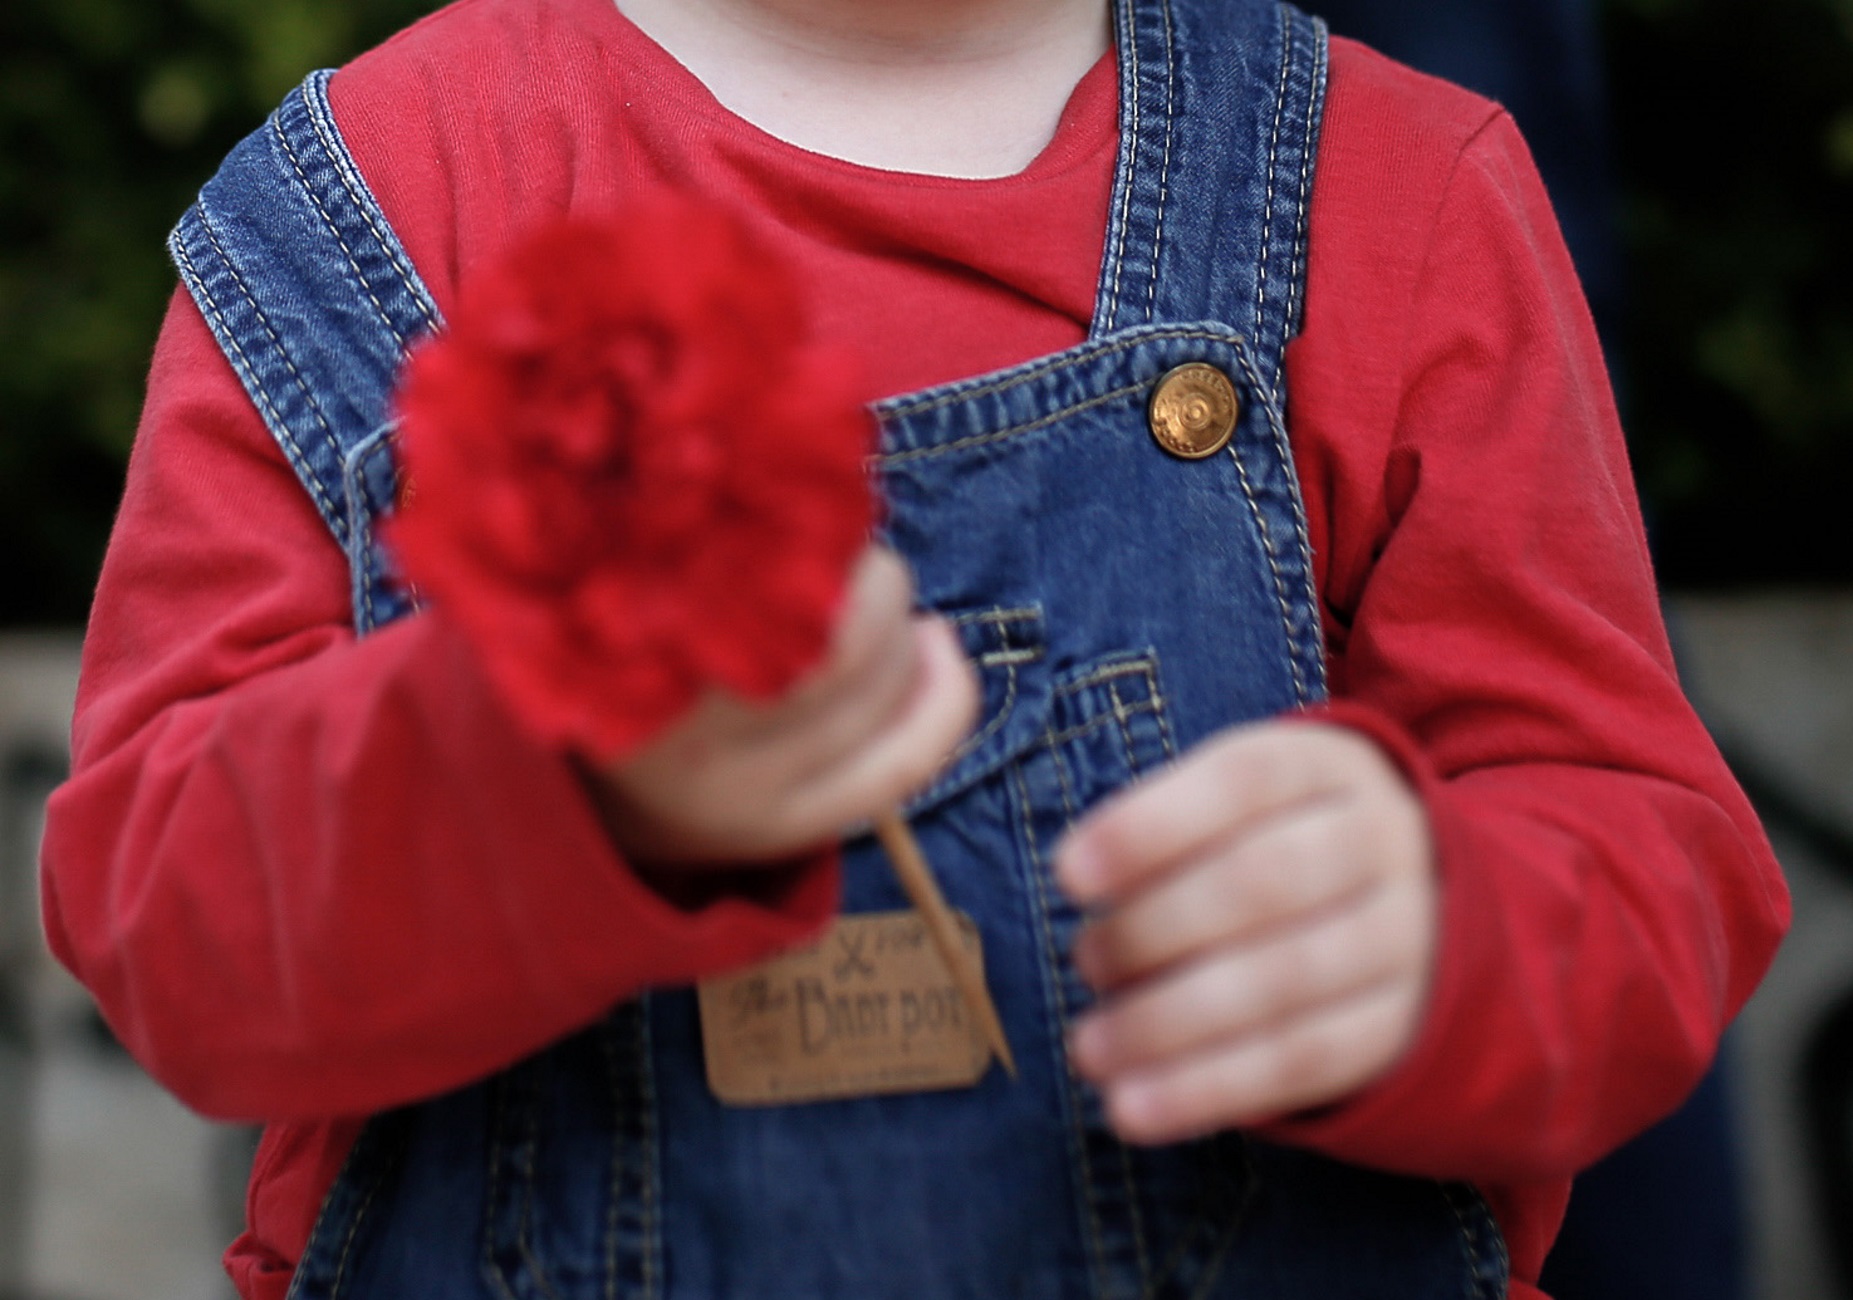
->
[171,0,1509,1294]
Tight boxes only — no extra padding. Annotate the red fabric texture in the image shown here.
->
[391,202,876,760]
[37,1,1787,1297]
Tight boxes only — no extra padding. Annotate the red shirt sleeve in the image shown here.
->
[38,288,838,1124]
[1266,79,1787,1195]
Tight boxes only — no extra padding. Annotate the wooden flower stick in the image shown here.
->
[874,810,1016,1077]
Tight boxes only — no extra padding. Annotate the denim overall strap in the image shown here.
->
[1096,0,1330,705]
[168,68,437,635]
[1097,0,1326,393]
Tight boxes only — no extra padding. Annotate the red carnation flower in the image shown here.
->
[388,197,875,760]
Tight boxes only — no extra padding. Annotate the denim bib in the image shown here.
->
[171,1,1509,1295]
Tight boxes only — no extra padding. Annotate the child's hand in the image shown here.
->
[589,547,978,868]
[1056,721,1437,1144]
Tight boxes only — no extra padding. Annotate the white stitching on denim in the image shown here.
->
[881,326,1235,421]
[1011,760,1114,1296]
[1048,734,1081,825]
[1107,677,1143,775]
[1040,700,1161,752]
[1259,393,1327,698]
[300,73,441,335]
[1440,1182,1486,1300]
[1104,0,1141,330]
[1227,428,1309,705]
[273,113,401,341]
[991,647,1048,675]
[1439,1182,1509,1300]
[595,1023,622,1300]
[884,380,1148,464]
[283,1120,386,1300]
[1063,658,1157,692]
[953,606,1040,624]
[1150,664,1178,761]
[183,222,346,527]
[637,1004,663,1300]
[1284,16,1323,343]
[956,656,1018,762]
[1252,15,1293,350]
[1142,0,1178,323]
[323,1153,387,1299]
[514,1093,566,1300]
[172,237,315,507]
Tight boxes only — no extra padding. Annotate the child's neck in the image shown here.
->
[615,0,1112,178]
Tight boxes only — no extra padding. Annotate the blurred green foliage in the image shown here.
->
[0,0,437,624]
[0,0,1848,625]
[1604,0,1853,582]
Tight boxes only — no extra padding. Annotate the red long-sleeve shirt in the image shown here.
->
[40,1,1787,1295]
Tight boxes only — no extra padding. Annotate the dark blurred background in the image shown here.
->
[0,2,1851,1299]
[0,0,438,628]
[2,0,1852,627]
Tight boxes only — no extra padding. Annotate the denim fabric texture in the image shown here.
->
[170,1,1510,1295]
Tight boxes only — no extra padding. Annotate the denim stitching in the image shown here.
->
[596,1021,622,1300]
[1252,15,1292,349]
[636,1004,662,1300]
[1104,0,1141,330]
[1284,16,1323,342]
[1041,699,1161,752]
[514,1091,566,1300]
[482,1080,521,1300]
[323,1159,388,1300]
[352,509,375,634]
[272,111,400,341]
[1142,0,1178,323]
[301,72,441,334]
[1439,1182,1499,1300]
[1183,1216,1243,1300]
[1145,656,1179,762]
[172,234,344,528]
[351,440,397,631]
[916,610,1042,783]
[196,215,347,512]
[1107,677,1144,776]
[954,606,1042,626]
[1011,759,1111,1297]
[1049,734,1081,825]
[1038,704,1156,1297]
[1113,1136,1155,1297]
[1225,435,1308,704]
[1062,657,1159,693]
[1257,393,1327,697]
[879,326,1241,421]
[884,381,1148,464]
[283,1120,389,1300]
[911,654,1026,807]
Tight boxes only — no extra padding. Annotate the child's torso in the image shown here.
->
[170,0,1511,1294]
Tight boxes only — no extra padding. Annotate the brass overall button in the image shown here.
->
[1148,363,1239,459]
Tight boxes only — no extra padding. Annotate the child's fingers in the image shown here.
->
[1069,798,1381,992]
[778,614,978,838]
[1095,979,1424,1146]
[758,607,924,785]
[1054,723,1388,906]
[731,546,918,742]
[1069,878,1427,1078]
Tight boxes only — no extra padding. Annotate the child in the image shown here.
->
[40,0,1788,1296]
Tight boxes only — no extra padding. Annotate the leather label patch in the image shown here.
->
[698,909,991,1106]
